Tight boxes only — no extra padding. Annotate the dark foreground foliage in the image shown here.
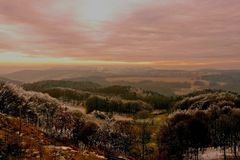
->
[158,89,240,160]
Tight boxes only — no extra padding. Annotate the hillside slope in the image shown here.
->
[0,113,105,160]
[0,83,107,159]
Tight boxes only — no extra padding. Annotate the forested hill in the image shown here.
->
[0,113,106,160]
[174,89,240,110]
[0,77,22,84]
[0,82,107,159]
[23,80,172,111]
[158,89,240,159]
[23,80,101,91]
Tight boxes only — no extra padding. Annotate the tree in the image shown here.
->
[72,118,85,146]
[230,109,240,158]
[79,122,99,144]
[113,121,137,156]
[138,121,151,160]
[157,111,209,160]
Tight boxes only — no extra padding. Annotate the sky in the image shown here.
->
[0,0,240,73]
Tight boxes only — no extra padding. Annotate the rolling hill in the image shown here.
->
[3,69,110,82]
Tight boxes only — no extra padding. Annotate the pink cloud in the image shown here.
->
[102,0,240,61]
[0,0,239,68]
[0,0,92,56]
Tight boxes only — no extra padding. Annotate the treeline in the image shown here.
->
[23,80,100,92]
[85,96,153,114]
[24,81,172,111]
[40,87,90,104]
[95,85,138,99]
[174,90,239,110]
[94,85,172,110]
[23,82,172,114]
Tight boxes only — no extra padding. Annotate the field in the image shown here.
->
[106,75,210,95]
[106,76,196,83]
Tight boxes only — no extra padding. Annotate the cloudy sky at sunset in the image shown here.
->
[0,0,240,72]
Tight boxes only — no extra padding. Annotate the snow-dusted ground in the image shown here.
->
[199,148,235,160]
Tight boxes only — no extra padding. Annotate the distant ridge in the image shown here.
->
[23,80,101,91]
[3,69,110,82]
[0,76,22,84]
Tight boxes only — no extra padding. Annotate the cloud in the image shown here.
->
[0,0,239,68]
[0,0,92,56]
[102,0,240,61]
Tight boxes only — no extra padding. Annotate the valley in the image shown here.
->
[0,69,240,159]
